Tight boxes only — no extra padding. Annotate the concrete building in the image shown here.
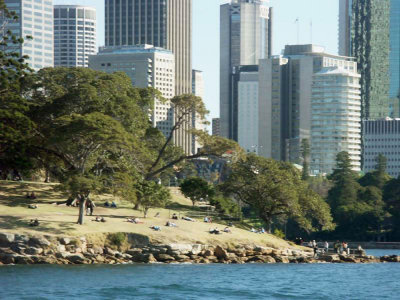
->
[191,69,205,154]
[234,66,259,154]
[212,118,220,136]
[220,0,272,140]
[311,67,362,175]
[363,118,400,178]
[258,45,359,165]
[105,0,192,154]
[53,5,96,67]
[339,0,391,119]
[2,0,53,70]
[89,45,175,138]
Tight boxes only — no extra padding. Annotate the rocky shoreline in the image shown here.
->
[1,232,399,266]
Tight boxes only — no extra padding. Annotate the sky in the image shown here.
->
[54,0,339,120]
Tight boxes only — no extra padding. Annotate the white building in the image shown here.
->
[311,67,362,175]
[192,69,205,154]
[3,0,53,70]
[363,118,400,178]
[54,5,96,67]
[89,45,175,138]
[236,67,259,154]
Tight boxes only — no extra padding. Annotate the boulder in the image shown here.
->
[105,247,117,256]
[191,244,203,255]
[56,245,66,253]
[55,252,69,259]
[167,244,193,255]
[199,258,210,264]
[274,256,289,264]
[173,254,189,261]
[29,237,51,247]
[92,246,104,255]
[234,250,247,257]
[95,255,105,263]
[14,256,34,265]
[127,248,142,256]
[320,254,340,263]
[0,253,15,264]
[339,255,360,263]
[66,254,86,264]
[381,255,400,263]
[207,256,219,263]
[0,233,15,246]
[254,247,273,255]
[60,237,71,245]
[202,249,214,257]
[24,247,43,255]
[214,246,229,260]
[15,235,29,244]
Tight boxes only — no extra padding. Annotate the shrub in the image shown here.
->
[273,229,285,239]
[108,232,126,247]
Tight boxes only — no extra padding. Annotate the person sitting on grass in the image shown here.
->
[104,201,110,207]
[166,221,177,227]
[29,219,40,227]
[172,213,178,220]
[110,201,117,208]
[209,228,221,235]
[223,227,231,233]
[182,216,195,222]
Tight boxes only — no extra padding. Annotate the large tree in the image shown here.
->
[221,154,334,232]
[180,177,215,206]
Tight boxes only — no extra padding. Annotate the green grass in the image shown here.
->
[0,180,297,249]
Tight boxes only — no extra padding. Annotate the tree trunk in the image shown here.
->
[77,196,87,225]
[44,169,50,183]
[134,203,140,210]
[144,208,148,218]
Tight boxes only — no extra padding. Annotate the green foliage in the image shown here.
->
[136,181,171,218]
[209,194,241,218]
[300,139,310,180]
[108,232,127,248]
[273,229,285,239]
[221,154,334,232]
[180,177,215,206]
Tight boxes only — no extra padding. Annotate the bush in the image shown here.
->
[209,195,241,218]
[273,229,285,239]
[108,232,126,247]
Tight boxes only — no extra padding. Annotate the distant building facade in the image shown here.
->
[311,67,362,175]
[53,5,96,67]
[212,118,220,136]
[89,45,175,138]
[258,45,359,166]
[192,69,205,154]
[2,0,54,70]
[363,118,400,178]
[220,0,273,140]
[339,0,391,119]
[390,0,400,117]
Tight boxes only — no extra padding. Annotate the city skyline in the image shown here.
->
[54,0,339,121]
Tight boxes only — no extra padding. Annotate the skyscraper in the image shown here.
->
[2,0,54,70]
[390,0,400,116]
[54,5,97,67]
[258,45,359,164]
[339,0,391,119]
[220,0,273,140]
[105,0,192,154]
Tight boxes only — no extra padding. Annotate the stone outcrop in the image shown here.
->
[0,232,398,266]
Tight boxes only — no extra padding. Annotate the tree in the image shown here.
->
[221,154,334,232]
[135,181,170,218]
[0,1,34,176]
[300,139,310,180]
[359,154,391,189]
[180,177,215,206]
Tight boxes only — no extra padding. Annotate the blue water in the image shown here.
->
[1,262,400,299]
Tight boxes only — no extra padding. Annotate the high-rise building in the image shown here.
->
[340,0,391,119]
[2,0,53,70]
[105,0,192,154]
[53,5,97,67]
[363,118,400,178]
[311,67,362,175]
[390,0,400,116]
[220,0,273,140]
[212,118,220,137]
[89,45,175,138]
[192,69,205,154]
[258,45,359,164]
[234,65,259,154]
[338,0,352,57]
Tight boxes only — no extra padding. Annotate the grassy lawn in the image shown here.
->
[0,180,295,249]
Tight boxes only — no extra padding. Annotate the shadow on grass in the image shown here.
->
[166,202,206,213]
[0,215,76,235]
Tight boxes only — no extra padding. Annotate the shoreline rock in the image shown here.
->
[0,232,398,266]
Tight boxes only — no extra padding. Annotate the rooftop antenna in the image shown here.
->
[295,18,300,44]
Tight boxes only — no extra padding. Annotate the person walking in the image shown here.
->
[324,241,329,253]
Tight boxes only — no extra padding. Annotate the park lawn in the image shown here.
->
[0,180,295,249]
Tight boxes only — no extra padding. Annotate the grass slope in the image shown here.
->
[0,181,294,249]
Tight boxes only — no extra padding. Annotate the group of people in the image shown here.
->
[334,241,351,255]
[209,227,232,235]
[29,219,40,227]
[250,227,266,234]
[204,216,213,223]
[104,201,117,208]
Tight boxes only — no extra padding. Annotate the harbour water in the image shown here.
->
[1,251,400,300]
